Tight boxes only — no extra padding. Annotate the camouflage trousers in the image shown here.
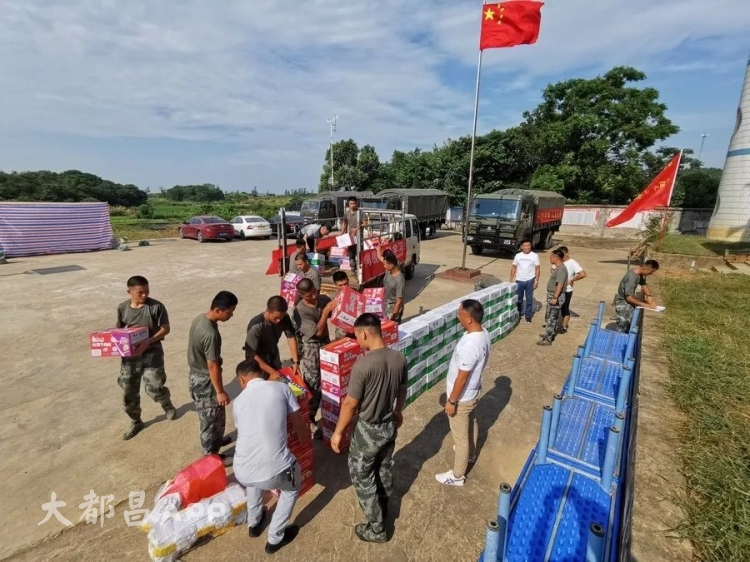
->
[118,354,172,421]
[541,292,565,343]
[299,339,325,423]
[348,418,397,536]
[614,302,634,333]
[188,371,226,456]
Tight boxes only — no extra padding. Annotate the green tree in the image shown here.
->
[519,66,679,203]
[357,145,381,192]
[319,139,362,192]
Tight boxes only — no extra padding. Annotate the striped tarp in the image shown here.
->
[0,202,115,258]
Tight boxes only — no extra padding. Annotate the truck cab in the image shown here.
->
[300,191,374,229]
[465,188,565,255]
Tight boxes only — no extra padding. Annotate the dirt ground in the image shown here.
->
[0,232,682,561]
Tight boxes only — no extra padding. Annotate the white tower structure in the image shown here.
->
[707,55,750,241]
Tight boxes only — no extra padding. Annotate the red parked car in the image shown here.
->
[178,216,235,242]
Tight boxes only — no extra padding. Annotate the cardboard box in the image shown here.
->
[320,338,365,367]
[321,380,348,397]
[331,287,365,333]
[90,326,149,357]
[381,319,399,346]
[363,288,386,318]
[321,370,351,387]
[336,233,356,248]
[280,273,302,307]
[322,390,347,404]
[330,246,348,257]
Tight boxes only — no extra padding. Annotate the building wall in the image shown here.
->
[559,206,712,239]
[707,56,750,242]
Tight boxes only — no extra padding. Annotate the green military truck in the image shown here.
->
[465,188,566,255]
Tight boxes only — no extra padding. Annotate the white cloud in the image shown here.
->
[0,0,748,189]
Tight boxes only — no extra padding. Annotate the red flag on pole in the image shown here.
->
[605,152,682,228]
[479,1,544,50]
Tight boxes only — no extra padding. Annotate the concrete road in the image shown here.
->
[1,232,635,561]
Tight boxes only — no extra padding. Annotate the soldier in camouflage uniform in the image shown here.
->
[294,278,337,439]
[116,276,176,441]
[614,260,661,332]
[538,250,568,346]
[187,291,238,467]
[330,314,407,543]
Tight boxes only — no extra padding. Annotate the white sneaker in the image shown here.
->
[453,445,477,464]
[435,470,466,486]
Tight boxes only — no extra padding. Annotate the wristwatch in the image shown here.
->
[448,399,459,407]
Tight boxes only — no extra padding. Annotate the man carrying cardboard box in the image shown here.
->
[377,247,405,323]
[187,291,238,467]
[331,271,354,339]
[294,278,337,439]
[435,299,491,486]
[116,275,176,441]
[331,313,408,543]
[287,239,307,275]
[244,296,301,381]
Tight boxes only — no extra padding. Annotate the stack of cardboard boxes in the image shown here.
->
[275,372,315,497]
[317,318,399,450]
[393,282,519,406]
[319,339,364,449]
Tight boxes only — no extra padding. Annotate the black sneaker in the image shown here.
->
[537,340,552,346]
[123,420,144,440]
[265,525,299,554]
[558,327,568,334]
[525,318,532,323]
[354,523,387,543]
[248,509,266,538]
[164,404,177,420]
[221,434,234,447]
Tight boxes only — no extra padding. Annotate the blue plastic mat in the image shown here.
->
[564,356,624,407]
[589,329,629,363]
[503,456,616,562]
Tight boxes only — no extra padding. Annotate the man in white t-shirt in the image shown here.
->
[558,246,586,334]
[509,239,540,323]
[232,360,311,554]
[435,299,491,486]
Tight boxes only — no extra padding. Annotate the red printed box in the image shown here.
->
[331,287,365,333]
[280,273,302,307]
[320,337,365,367]
[90,326,149,357]
[322,389,347,404]
[363,288,386,318]
[381,320,399,346]
[321,407,340,424]
[321,370,350,387]
[321,380,348,397]
[320,359,356,377]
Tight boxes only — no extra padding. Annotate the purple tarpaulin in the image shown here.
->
[0,202,115,258]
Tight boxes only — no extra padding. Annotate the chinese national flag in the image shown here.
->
[480,1,544,50]
[605,153,682,228]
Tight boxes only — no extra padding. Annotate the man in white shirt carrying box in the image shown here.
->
[435,299,491,486]
[509,239,540,323]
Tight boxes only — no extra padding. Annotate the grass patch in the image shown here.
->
[660,274,750,561]
[657,234,750,257]
[113,222,179,240]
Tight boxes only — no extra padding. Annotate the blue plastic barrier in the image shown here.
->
[479,301,644,562]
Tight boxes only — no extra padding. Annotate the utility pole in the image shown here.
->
[326,115,338,190]
[698,133,709,161]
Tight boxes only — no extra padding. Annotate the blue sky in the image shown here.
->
[1,0,748,193]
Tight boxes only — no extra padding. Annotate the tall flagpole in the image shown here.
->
[657,149,683,245]
[461,3,486,270]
